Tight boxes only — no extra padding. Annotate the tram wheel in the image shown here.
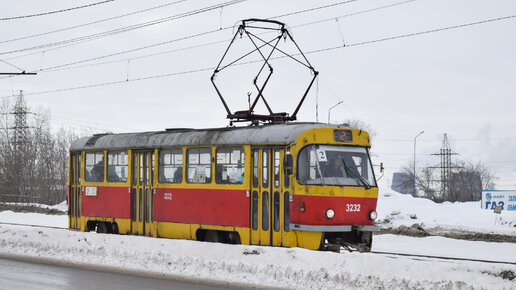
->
[111,222,119,234]
[205,230,219,243]
[96,222,108,234]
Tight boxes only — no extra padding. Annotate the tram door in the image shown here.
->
[251,147,285,246]
[131,151,154,236]
[69,153,81,230]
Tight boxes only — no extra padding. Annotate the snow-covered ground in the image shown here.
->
[0,188,515,289]
[377,189,516,235]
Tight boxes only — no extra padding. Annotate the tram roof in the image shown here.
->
[70,122,341,151]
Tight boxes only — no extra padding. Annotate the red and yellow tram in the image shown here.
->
[68,123,378,251]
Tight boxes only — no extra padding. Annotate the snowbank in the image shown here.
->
[0,224,515,289]
[1,189,516,288]
[377,187,516,235]
[0,210,67,228]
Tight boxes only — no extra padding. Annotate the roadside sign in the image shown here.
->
[481,190,516,211]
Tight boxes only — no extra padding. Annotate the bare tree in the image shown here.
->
[400,161,437,199]
[338,118,376,141]
[398,158,496,202]
[0,96,83,205]
[449,160,495,201]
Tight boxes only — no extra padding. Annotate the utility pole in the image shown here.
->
[413,131,424,196]
[328,101,343,124]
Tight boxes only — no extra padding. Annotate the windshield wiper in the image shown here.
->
[313,146,325,185]
[341,159,371,189]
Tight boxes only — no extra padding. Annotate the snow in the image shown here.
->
[1,187,515,289]
[377,188,516,234]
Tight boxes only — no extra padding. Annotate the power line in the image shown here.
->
[2,13,515,99]
[268,0,359,19]
[2,0,364,66]
[3,67,214,98]
[42,39,230,73]
[0,59,24,71]
[0,0,246,57]
[38,29,225,72]
[290,0,418,30]
[0,1,189,44]
[310,14,516,52]
[0,0,115,21]
[6,0,414,75]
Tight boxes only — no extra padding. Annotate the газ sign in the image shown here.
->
[481,190,516,211]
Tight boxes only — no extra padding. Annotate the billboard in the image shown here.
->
[481,190,516,211]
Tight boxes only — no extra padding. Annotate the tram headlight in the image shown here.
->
[325,208,335,219]
[369,210,378,220]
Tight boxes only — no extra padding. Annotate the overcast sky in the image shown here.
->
[1,0,515,189]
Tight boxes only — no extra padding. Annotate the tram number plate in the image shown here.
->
[346,204,360,212]
[164,192,172,200]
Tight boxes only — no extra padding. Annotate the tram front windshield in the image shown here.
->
[297,145,376,187]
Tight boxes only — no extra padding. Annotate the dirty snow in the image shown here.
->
[0,187,515,289]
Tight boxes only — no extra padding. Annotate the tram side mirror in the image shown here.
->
[285,154,293,175]
[380,162,384,173]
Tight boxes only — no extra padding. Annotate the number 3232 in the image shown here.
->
[346,204,360,212]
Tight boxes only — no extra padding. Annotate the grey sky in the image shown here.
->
[1,0,515,188]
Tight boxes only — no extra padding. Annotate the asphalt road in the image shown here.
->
[0,258,238,290]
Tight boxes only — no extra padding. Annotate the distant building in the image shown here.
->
[391,172,413,195]
[450,171,482,201]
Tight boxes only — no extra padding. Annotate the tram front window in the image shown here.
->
[297,145,376,187]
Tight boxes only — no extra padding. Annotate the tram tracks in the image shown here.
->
[0,221,66,230]
[1,222,515,266]
[369,250,516,266]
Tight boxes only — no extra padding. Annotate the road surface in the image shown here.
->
[0,257,240,290]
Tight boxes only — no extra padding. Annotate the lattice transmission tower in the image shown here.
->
[12,90,30,152]
[9,90,35,202]
[431,133,460,200]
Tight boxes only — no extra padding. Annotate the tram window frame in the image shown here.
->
[262,150,269,188]
[252,150,258,188]
[215,147,245,185]
[273,150,280,188]
[186,148,212,184]
[284,149,291,188]
[159,148,183,184]
[84,151,105,183]
[107,150,129,183]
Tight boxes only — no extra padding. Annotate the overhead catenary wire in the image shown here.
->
[268,0,359,20]
[0,0,189,44]
[1,0,365,65]
[2,13,514,100]
[0,0,115,21]
[0,59,24,71]
[5,0,414,75]
[311,14,516,52]
[0,0,247,57]
[289,0,418,30]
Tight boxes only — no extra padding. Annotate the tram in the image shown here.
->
[68,123,379,251]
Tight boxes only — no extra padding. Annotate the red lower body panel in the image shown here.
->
[291,195,377,227]
[81,186,131,219]
[154,188,249,228]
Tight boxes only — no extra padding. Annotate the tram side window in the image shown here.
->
[107,151,128,182]
[85,151,104,182]
[187,148,212,184]
[215,147,245,184]
[158,149,183,183]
